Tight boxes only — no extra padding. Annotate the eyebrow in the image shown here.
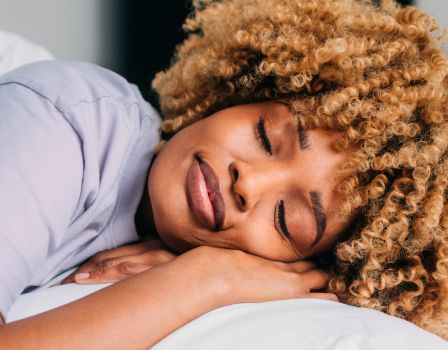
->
[310,191,327,247]
[282,105,311,150]
[297,124,311,150]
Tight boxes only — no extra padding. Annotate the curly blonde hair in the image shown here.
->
[152,0,448,338]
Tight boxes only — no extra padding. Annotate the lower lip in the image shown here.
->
[186,157,216,230]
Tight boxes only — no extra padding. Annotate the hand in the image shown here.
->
[61,239,177,285]
[178,246,338,305]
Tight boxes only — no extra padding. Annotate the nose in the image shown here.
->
[229,160,290,211]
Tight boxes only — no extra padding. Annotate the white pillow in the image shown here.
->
[7,276,447,350]
[0,30,54,76]
[153,299,448,350]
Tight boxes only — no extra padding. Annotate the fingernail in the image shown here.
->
[75,272,90,281]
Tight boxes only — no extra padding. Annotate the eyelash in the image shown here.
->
[255,117,290,240]
[256,117,272,155]
[276,200,291,240]
[298,125,311,149]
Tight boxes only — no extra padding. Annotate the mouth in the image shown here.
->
[186,155,225,231]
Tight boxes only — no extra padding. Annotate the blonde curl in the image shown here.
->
[152,0,448,338]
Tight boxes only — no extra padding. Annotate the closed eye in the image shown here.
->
[276,200,291,240]
[256,116,272,155]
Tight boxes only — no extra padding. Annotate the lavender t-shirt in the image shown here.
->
[0,61,161,317]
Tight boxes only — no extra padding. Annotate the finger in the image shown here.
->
[61,247,176,285]
[61,265,104,285]
[60,257,111,284]
[85,240,163,271]
[61,274,76,284]
[61,266,94,284]
[93,240,173,266]
[300,269,330,291]
[288,261,317,273]
[302,292,339,302]
[98,250,176,269]
[74,263,151,284]
[62,241,164,282]
[91,241,161,261]
[61,253,136,284]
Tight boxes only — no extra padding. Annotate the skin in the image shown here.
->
[62,100,353,285]
[149,100,352,262]
[0,101,342,348]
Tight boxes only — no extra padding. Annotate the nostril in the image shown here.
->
[232,167,239,182]
[238,195,246,207]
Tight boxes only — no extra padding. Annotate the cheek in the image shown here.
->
[148,154,194,252]
[148,182,189,252]
[232,215,296,262]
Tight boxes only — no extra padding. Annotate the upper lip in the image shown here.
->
[196,155,225,231]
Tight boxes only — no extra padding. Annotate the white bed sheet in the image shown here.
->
[6,271,447,350]
[153,299,448,350]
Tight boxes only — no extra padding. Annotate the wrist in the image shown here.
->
[171,247,235,312]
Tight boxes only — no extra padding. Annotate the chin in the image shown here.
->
[153,208,195,254]
[153,217,194,253]
[163,235,194,254]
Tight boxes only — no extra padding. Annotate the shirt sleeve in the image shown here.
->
[0,82,83,318]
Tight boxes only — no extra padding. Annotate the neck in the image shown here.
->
[134,167,158,239]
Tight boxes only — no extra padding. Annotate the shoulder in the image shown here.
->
[0,60,148,113]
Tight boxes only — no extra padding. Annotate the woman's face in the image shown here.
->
[148,101,352,262]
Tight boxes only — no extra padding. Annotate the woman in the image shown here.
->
[0,0,447,347]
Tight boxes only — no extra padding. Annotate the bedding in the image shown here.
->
[0,30,53,76]
[6,271,447,350]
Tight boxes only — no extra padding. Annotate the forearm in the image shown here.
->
[0,252,226,349]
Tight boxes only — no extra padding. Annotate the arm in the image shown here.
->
[0,246,334,349]
[0,248,218,349]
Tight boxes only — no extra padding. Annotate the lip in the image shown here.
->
[186,155,225,231]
